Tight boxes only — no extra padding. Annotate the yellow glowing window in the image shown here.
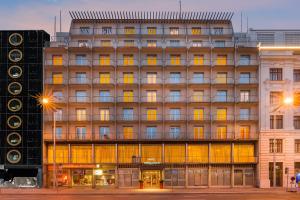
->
[191,27,201,35]
[101,40,112,47]
[216,108,227,120]
[99,73,110,84]
[193,109,204,120]
[147,55,157,65]
[234,144,255,163]
[118,144,139,163]
[76,109,87,121]
[123,126,133,139]
[164,145,185,163]
[141,145,162,163]
[147,73,157,84]
[52,73,63,84]
[216,55,227,65]
[52,55,63,65]
[170,55,181,65]
[193,91,204,102]
[187,144,208,163]
[124,27,135,34]
[194,55,204,65]
[147,91,157,102]
[95,145,116,163]
[99,55,110,65]
[210,144,231,163]
[123,73,134,84]
[147,109,157,121]
[217,126,227,139]
[123,55,134,66]
[123,90,134,102]
[240,126,250,139]
[147,27,157,35]
[193,126,204,139]
[216,73,227,84]
[47,145,68,163]
[71,145,92,163]
[99,109,109,121]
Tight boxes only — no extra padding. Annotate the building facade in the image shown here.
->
[0,31,49,187]
[249,30,300,188]
[43,11,259,188]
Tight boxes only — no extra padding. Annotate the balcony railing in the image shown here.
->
[69,133,92,141]
[93,40,114,48]
[210,28,233,35]
[93,114,115,121]
[117,40,139,48]
[52,96,67,103]
[140,114,163,121]
[187,132,211,140]
[92,77,115,85]
[165,59,187,66]
[43,114,68,122]
[210,131,235,140]
[164,132,187,140]
[188,95,211,103]
[211,114,234,121]
[141,59,163,66]
[188,59,211,66]
[165,41,187,48]
[165,95,186,103]
[68,41,92,48]
[116,115,139,121]
[69,114,91,121]
[237,59,258,66]
[187,114,211,121]
[188,77,210,84]
[117,77,139,84]
[116,96,139,103]
[188,41,212,48]
[212,95,234,103]
[213,59,234,66]
[140,77,163,84]
[117,132,138,140]
[212,41,234,48]
[93,59,115,66]
[165,114,186,121]
[69,59,91,66]
[212,77,234,84]
[44,78,67,85]
[93,96,114,103]
[69,77,91,84]
[117,59,139,66]
[236,77,258,84]
[233,156,257,163]
[140,132,163,140]
[140,96,163,103]
[235,114,258,121]
[69,96,91,103]
[164,77,186,84]
[44,59,67,66]
[235,95,258,103]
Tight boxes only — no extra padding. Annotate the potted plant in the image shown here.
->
[139,180,143,189]
[159,180,164,189]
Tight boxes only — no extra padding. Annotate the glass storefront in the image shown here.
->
[72,169,93,186]
[94,169,116,187]
[118,168,139,188]
[211,167,231,186]
[188,168,208,186]
[164,168,185,187]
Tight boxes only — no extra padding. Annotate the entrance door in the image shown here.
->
[269,162,283,187]
[142,170,160,188]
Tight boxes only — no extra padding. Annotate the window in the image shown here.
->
[234,144,255,163]
[169,108,181,120]
[240,108,250,120]
[295,92,300,106]
[80,27,90,34]
[78,40,89,47]
[52,73,63,84]
[269,139,283,153]
[141,145,162,163]
[193,72,204,83]
[123,126,134,139]
[99,55,110,66]
[102,27,112,35]
[53,91,63,101]
[123,54,134,65]
[146,73,157,84]
[71,145,92,163]
[214,40,225,47]
[94,145,116,163]
[169,27,179,35]
[99,90,111,102]
[294,116,300,129]
[240,126,250,139]
[99,72,110,84]
[146,91,157,102]
[99,109,110,121]
[213,27,224,35]
[101,40,112,47]
[239,72,250,84]
[147,54,157,65]
[187,144,208,163]
[75,54,87,65]
[169,72,181,83]
[194,126,204,139]
[170,40,180,47]
[240,90,250,102]
[124,40,135,47]
[146,109,157,121]
[294,69,300,82]
[48,145,68,163]
[52,55,63,65]
[192,40,202,47]
[270,68,282,81]
[210,144,231,163]
[123,90,134,102]
[164,145,185,163]
[75,72,87,83]
[216,55,227,65]
[191,27,201,35]
[193,55,204,65]
[170,90,181,102]
[295,140,300,153]
[170,55,181,65]
[123,108,134,120]
[147,40,157,47]
[76,127,86,140]
[146,126,157,139]
[123,72,134,84]
[99,127,110,139]
[240,55,250,65]
[270,115,283,129]
[118,145,139,163]
[217,126,227,139]
[124,27,135,34]
[169,127,181,139]
[216,108,227,120]
[75,109,86,121]
[193,108,204,120]
[147,27,157,35]
[54,109,63,121]
[55,127,62,139]
[270,92,283,105]
[75,91,87,102]
[216,72,227,83]
[216,90,227,102]
[193,90,204,102]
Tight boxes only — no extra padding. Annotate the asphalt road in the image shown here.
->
[0,193,299,200]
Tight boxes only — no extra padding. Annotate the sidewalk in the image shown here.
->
[0,187,296,195]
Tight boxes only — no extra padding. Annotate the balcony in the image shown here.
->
[68,133,92,141]
[165,59,187,66]
[117,40,139,49]
[44,59,67,67]
[236,41,258,48]
[211,114,234,121]
[92,59,115,67]
[44,78,67,85]
[237,59,258,66]
[188,41,212,49]
[187,132,211,140]
[236,77,258,85]
[140,96,163,103]
[69,59,91,67]
[210,28,233,36]
[69,114,91,122]
[140,77,163,84]
[212,41,234,48]
[70,28,93,35]
[69,77,91,85]
[188,95,211,103]
[235,114,258,121]
[210,131,234,140]
[92,77,115,85]
[165,41,187,49]
[188,77,210,84]
[235,132,258,140]
[68,41,92,49]
[164,77,186,84]
[188,114,211,122]
[93,114,115,122]
[212,77,234,84]
[93,96,114,103]
[117,77,139,84]
[212,95,234,103]
[43,114,68,122]
[140,28,164,35]
[94,133,117,141]
[116,96,139,103]
[140,132,162,140]
[213,59,234,66]
[188,59,211,66]
[93,40,114,49]
[164,132,187,140]
[165,114,186,121]
[165,95,186,103]
[235,95,258,103]
[141,114,163,122]
[117,114,139,122]
[165,28,186,36]
[69,96,91,103]
[52,96,67,104]
[117,132,138,140]
[187,28,210,36]
[117,59,138,67]
[141,59,163,66]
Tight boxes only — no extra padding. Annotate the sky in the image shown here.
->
[0,0,299,35]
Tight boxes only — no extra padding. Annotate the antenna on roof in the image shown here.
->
[59,10,62,32]
[54,16,56,39]
[240,11,243,32]
[246,15,249,33]
[179,0,182,19]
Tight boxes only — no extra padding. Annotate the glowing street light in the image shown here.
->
[283,97,293,105]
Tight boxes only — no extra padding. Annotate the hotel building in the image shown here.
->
[43,11,259,188]
[249,29,300,188]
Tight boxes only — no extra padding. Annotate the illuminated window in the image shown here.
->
[147,40,157,47]
[216,55,227,65]
[123,54,134,66]
[146,91,157,102]
[118,144,139,163]
[147,54,157,65]
[216,72,227,84]
[124,27,135,34]
[123,72,134,84]
[210,144,231,163]
[192,40,202,47]
[141,145,162,163]
[99,55,110,65]
[123,126,133,139]
[193,126,204,139]
[146,73,157,84]
[240,126,250,139]
[170,55,181,65]
[169,27,179,35]
[193,90,204,102]
[294,92,300,106]
[240,90,250,102]
[71,145,92,163]
[99,126,110,138]
[193,108,204,120]
[216,108,227,120]
[123,90,134,102]
[191,27,201,35]
[99,109,110,121]
[52,73,63,84]
[270,92,283,105]
[193,55,204,65]
[52,55,63,65]
[99,72,110,84]
[187,144,208,163]
[48,145,68,163]
[147,27,157,34]
[76,109,87,121]
[101,40,112,47]
[95,145,116,163]
[234,144,255,163]
[269,139,283,153]
[76,127,86,140]
[217,126,227,139]
[164,145,185,163]
[147,109,157,121]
